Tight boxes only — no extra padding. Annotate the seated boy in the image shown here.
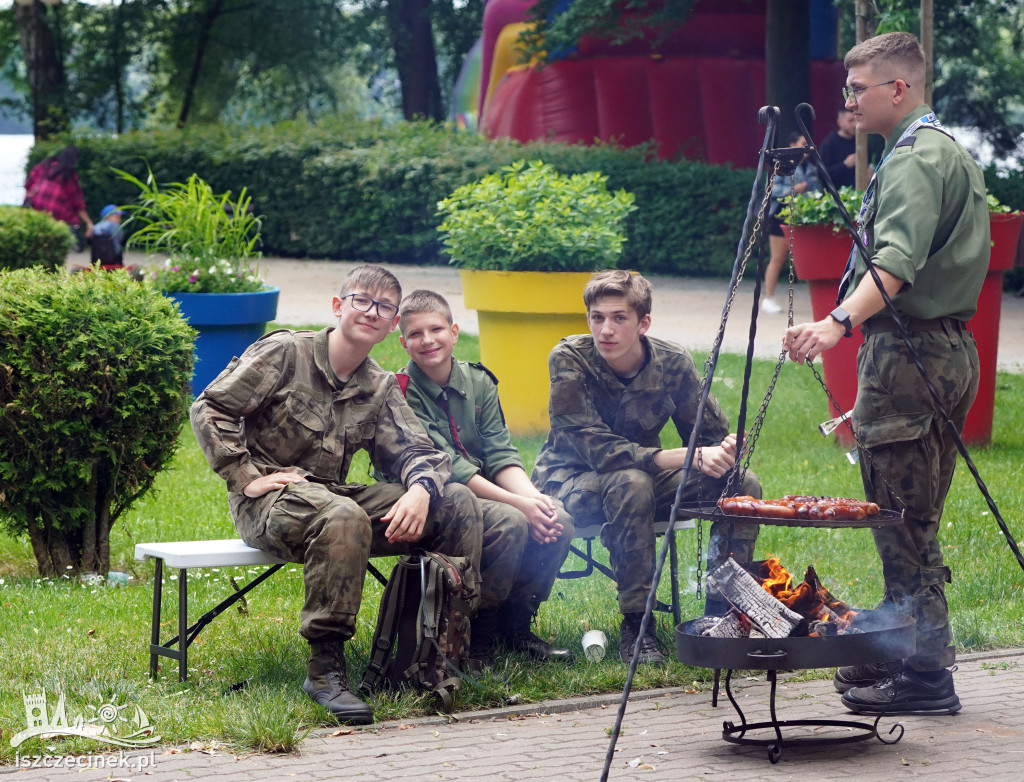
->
[190,265,482,725]
[532,270,762,665]
[395,289,574,667]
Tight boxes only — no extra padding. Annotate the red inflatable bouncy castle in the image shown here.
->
[478,0,847,168]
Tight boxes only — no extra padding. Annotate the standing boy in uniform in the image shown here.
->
[533,270,761,665]
[191,265,482,725]
[395,290,574,668]
[785,32,989,715]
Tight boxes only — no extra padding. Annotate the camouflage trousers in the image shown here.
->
[230,481,483,642]
[558,467,761,613]
[855,322,979,671]
[478,499,575,613]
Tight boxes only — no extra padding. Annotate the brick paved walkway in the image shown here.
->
[7,648,1023,781]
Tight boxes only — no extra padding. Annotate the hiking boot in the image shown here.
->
[303,640,373,724]
[619,613,666,666]
[496,605,572,661]
[841,667,961,715]
[469,608,498,671]
[833,661,902,693]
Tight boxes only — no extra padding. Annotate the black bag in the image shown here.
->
[359,552,478,711]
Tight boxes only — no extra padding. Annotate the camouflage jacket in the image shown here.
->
[190,328,451,505]
[531,334,729,493]
[398,359,523,486]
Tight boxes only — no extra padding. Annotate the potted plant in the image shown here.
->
[437,159,637,432]
[118,169,279,394]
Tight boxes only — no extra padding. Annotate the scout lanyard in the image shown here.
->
[836,112,954,302]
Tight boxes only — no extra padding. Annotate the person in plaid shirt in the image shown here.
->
[25,146,94,246]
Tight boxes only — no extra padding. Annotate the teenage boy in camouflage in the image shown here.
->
[785,32,989,715]
[190,265,482,725]
[395,290,574,669]
[533,270,761,665]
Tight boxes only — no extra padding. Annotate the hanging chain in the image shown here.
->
[693,160,778,599]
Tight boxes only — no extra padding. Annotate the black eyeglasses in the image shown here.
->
[842,80,906,103]
[341,293,398,319]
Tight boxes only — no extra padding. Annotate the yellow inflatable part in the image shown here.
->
[483,22,544,117]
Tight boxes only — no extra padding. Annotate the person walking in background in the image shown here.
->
[762,132,820,315]
[24,145,93,249]
[90,204,126,265]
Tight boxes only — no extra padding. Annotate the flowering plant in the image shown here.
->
[116,168,266,294]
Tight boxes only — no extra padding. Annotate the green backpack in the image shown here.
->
[359,551,479,711]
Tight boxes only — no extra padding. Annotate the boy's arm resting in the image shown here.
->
[189,343,288,492]
[373,381,452,494]
[471,368,523,480]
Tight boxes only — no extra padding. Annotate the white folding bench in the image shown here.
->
[134,539,389,682]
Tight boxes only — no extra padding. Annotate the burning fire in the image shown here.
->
[753,557,857,634]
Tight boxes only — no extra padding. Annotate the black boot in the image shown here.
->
[302,639,373,725]
[497,604,572,661]
[619,612,665,666]
[468,608,498,673]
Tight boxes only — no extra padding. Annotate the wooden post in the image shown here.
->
[921,0,934,105]
[854,0,876,189]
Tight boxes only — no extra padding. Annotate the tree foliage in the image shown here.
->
[0,267,195,576]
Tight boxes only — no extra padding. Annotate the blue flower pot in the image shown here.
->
[169,287,280,394]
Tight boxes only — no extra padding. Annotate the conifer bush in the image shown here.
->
[0,267,195,576]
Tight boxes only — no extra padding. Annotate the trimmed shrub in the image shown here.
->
[0,205,73,272]
[0,267,196,576]
[29,120,755,276]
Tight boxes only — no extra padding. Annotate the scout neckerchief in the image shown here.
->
[437,388,471,458]
[835,112,955,304]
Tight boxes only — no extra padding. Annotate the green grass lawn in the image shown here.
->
[2,328,1023,761]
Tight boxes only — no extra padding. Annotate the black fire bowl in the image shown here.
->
[676,609,916,672]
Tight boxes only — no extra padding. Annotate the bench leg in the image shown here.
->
[178,567,188,682]
[149,558,163,679]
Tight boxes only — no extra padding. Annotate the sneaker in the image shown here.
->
[841,668,961,715]
[761,297,782,314]
[833,661,901,693]
[619,613,666,666]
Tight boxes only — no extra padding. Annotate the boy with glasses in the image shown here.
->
[785,32,989,715]
[190,265,483,725]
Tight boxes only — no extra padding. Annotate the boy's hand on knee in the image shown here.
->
[381,485,430,543]
[243,472,307,498]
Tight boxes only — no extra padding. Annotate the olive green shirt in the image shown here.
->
[398,359,523,486]
[853,104,990,322]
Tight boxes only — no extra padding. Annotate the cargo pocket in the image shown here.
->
[856,411,934,450]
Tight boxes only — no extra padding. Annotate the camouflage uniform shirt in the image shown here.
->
[190,327,451,517]
[532,334,729,492]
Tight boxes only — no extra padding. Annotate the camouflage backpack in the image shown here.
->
[359,551,478,711]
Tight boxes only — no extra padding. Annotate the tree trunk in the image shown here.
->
[387,0,443,121]
[765,0,810,142]
[14,0,68,140]
[25,506,110,578]
[177,0,228,128]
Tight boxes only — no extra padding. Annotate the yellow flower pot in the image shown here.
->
[459,269,591,434]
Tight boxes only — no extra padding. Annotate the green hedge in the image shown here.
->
[0,206,72,272]
[35,121,1021,278]
[29,120,754,277]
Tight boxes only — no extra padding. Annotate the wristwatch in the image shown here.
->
[412,476,440,506]
[829,306,854,338]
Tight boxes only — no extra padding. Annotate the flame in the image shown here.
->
[755,557,857,633]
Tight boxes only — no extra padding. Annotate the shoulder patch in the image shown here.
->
[395,372,410,396]
[895,136,917,149]
[468,361,499,386]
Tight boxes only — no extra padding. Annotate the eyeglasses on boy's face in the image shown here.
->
[341,293,399,319]
[841,80,906,103]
